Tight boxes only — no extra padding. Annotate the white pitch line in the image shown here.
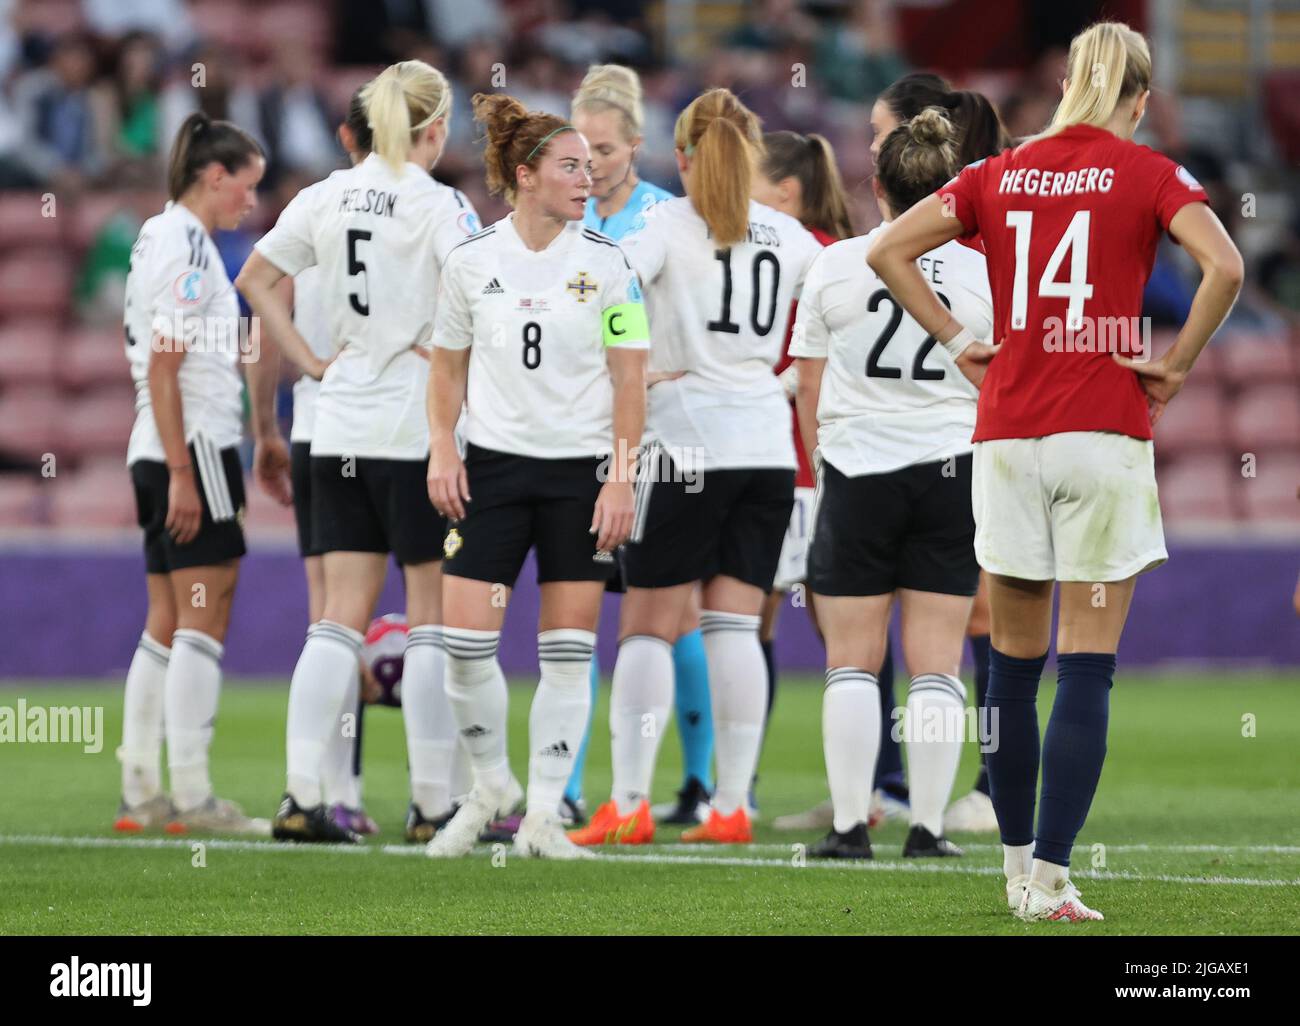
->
[657,842,1300,855]
[2,833,1297,888]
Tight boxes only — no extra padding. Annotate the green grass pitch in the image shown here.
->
[1,672,1297,935]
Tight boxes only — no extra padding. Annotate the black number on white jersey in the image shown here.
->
[522,321,541,369]
[347,229,371,316]
[707,249,783,336]
[865,289,949,380]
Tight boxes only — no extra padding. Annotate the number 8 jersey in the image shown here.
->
[433,216,650,459]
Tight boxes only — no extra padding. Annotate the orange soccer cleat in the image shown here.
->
[681,806,752,844]
[567,799,655,846]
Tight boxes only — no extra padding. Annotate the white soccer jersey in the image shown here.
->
[124,201,244,466]
[620,197,822,471]
[287,265,335,444]
[789,226,994,476]
[255,152,480,459]
[433,216,650,460]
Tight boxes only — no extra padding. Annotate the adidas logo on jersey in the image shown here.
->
[538,741,571,758]
[482,278,505,294]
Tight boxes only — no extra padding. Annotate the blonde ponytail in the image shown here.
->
[1030,22,1151,142]
[675,88,762,247]
[361,59,451,173]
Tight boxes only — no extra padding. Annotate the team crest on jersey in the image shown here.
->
[173,270,203,305]
[459,211,481,235]
[566,271,598,302]
[627,275,643,303]
[444,528,463,559]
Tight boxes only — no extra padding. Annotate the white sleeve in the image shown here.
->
[146,228,207,329]
[788,249,830,359]
[254,186,318,276]
[431,190,483,267]
[619,208,669,283]
[600,249,651,351]
[961,258,995,341]
[432,254,473,350]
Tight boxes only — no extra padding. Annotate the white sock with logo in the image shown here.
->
[823,668,880,834]
[609,634,673,815]
[119,632,170,807]
[528,630,596,818]
[166,628,224,812]
[441,628,510,796]
[905,673,967,837]
[700,611,766,817]
[285,621,364,809]
[403,625,456,819]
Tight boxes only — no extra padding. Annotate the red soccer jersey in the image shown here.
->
[778,225,836,487]
[939,124,1209,442]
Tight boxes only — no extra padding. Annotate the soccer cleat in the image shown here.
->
[404,802,446,844]
[271,794,361,844]
[514,813,596,859]
[875,787,911,822]
[773,797,834,831]
[559,795,587,827]
[943,790,999,833]
[651,776,711,825]
[497,775,525,818]
[1018,878,1104,922]
[331,804,379,836]
[168,795,271,836]
[681,806,752,844]
[902,824,964,858]
[1006,873,1030,912]
[478,812,522,844]
[425,786,500,858]
[567,800,654,846]
[808,823,873,860]
[114,794,175,833]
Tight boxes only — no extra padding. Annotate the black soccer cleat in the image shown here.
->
[559,795,587,827]
[272,793,362,844]
[405,801,445,844]
[902,824,964,858]
[656,776,711,825]
[808,823,873,860]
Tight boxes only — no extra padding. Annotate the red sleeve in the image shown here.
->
[937,157,988,240]
[1147,152,1210,233]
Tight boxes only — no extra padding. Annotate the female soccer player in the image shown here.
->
[570,88,822,847]
[425,92,649,860]
[870,22,1243,919]
[115,111,271,835]
[237,59,481,844]
[748,129,852,810]
[556,63,691,825]
[792,107,993,860]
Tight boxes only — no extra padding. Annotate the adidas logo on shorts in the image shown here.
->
[482,278,505,294]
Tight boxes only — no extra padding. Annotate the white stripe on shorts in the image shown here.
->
[193,432,235,522]
[630,440,663,544]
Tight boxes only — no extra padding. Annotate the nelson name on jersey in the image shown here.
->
[338,187,399,217]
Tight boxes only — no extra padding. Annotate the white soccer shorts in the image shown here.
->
[773,485,817,592]
[971,431,1168,583]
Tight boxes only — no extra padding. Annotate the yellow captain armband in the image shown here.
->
[602,302,650,348]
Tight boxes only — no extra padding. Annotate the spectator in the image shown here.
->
[814,0,908,102]
[10,31,103,191]
[89,31,164,187]
[81,0,194,58]
[257,40,338,187]
[160,43,263,159]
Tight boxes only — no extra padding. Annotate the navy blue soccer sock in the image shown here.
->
[984,647,1047,846]
[969,633,991,795]
[1034,652,1116,867]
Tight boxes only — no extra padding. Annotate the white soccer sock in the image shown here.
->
[449,737,472,806]
[823,667,880,834]
[165,628,224,811]
[442,628,510,796]
[609,634,673,815]
[1005,843,1033,880]
[285,621,364,809]
[905,673,967,837]
[320,656,361,809]
[403,624,456,819]
[700,610,766,816]
[1030,857,1069,891]
[119,632,170,807]
[528,630,596,817]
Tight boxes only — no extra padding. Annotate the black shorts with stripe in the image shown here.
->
[807,453,978,597]
[131,440,246,575]
[290,441,321,558]
[442,443,616,586]
[310,454,446,566]
[622,444,795,591]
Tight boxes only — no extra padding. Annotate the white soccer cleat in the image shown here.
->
[1018,878,1104,922]
[1006,873,1029,911]
[772,798,834,832]
[168,796,270,836]
[114,794,176,833]
[497,775,524,818]
[425,786,501,858]
[513,813,595,860]
[944,790,1000,833]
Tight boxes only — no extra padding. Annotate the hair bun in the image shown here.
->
[908,106,955,147]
